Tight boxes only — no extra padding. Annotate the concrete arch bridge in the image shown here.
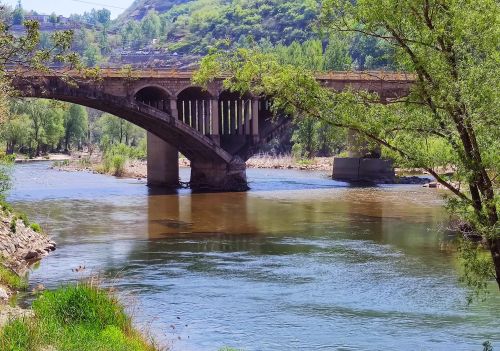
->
[12,69,413,192]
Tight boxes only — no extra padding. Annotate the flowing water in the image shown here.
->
[7,162,500,351]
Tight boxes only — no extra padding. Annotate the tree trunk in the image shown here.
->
[489,238,500,290]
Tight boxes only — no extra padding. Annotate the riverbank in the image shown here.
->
[0,208,55,327]
[0,213,55,297]
[52,152,335,179]
[15,153,71,164]
[52,152,433,184]
[0,202,160,351]
[0,283,160,351]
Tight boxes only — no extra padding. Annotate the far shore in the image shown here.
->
[43,151,439,187]
[50,152,336,179]
[14,153,72,163]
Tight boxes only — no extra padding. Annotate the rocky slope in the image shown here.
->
[0,214,56,303]
[117,0,190,21]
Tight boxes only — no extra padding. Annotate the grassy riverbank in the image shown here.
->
[0,283,160,351]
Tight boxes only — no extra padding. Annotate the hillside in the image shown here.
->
[116,0,322,54]
[117,0,190,21]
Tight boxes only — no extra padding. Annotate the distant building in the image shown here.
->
[25,14,51,23]
[24,12,70,25]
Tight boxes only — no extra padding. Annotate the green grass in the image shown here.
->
[295,158,315,166]
[29,223,42,233]
[0,264,27,290]
[0,284,159,351]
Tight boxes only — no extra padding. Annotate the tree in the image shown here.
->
[83,43,101,67]
[12,0,23,25]
[49,12,58,25]
[141,10,162,43]
[63,104,88,151]
[324,35,352,70]
[291,117,319,159]
[194,0,500,292]
[96,113,145,149]
[11,100,64,156]
[96,8,111,27]
[1,113,31,154]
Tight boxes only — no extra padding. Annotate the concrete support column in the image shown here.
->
[244,100,251,135]
[190,157,248,192]
[170,99,178,119]
[234,100,243,135]
[211,99,219,136]
[332,129,393,183]
[251,99,259,138]
[147,132,179,188]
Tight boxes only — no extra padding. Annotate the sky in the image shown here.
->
[1,0,135,18]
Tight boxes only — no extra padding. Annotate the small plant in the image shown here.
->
[0,199,13,214]
[111,155,126,176]
[78,157,92,168]
[0,264,27,290]
[30,223,42,233]
[17,213,30,227]
[10,218,17,233]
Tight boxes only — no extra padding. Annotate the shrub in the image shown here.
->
[111,155,126,176]
[17,213,29,227]
[29,223,42,233]
[10,218,17,233]
[0,199,13,213]
[0,264,27,290]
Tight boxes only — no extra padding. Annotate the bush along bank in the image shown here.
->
[0,282,160,351]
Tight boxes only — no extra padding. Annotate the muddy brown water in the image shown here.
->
[8,162,500,351]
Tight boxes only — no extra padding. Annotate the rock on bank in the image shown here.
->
[0,214,56,303]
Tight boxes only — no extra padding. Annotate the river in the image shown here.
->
[7,162,500,351]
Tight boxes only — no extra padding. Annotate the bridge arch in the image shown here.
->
[134,85,171,113]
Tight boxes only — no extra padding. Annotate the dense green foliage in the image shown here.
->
[0,99,146,159]
[0,284,158,351]
[195,0,500,292]
[99,143,146,176]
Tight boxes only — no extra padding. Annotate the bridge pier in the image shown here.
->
[190,157,248,192]
[332,129,395,183]
[147,132,180,188]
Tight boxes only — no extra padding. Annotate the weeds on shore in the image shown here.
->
[0,263,27,290]
[0,283,160,351]
[4,208,44,235]
[53,159,70,167]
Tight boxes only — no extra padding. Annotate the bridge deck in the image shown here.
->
[15,68,415,83]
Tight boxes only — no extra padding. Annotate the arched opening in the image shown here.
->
[177,87,213,135]
[134,86,170,113]
[218,91,253,136]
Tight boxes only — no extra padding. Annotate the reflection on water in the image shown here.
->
[8,162,500,351]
